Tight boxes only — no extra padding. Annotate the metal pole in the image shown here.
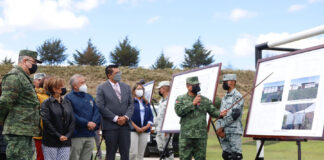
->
[297,141,301,160]
[255,140,265,160]
[268,25,324,48]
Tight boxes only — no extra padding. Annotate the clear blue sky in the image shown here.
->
[1,0,324,70]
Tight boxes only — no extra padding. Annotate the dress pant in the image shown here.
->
[103,128,130,160]
[129,132,149,160]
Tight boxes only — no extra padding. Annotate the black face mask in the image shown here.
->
[61,88,67,96]
[223,82,230,90]
[29,64,37,74]
[158,91,163,97]
[191,85,201,95]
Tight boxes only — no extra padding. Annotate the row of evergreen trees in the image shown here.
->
[1,37,215,69]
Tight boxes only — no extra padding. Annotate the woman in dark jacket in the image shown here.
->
[40,77,75,160]
[130,83,154,160]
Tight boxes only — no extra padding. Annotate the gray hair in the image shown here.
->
[69,74,84,88]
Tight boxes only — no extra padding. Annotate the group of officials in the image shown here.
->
[0,50,244,160]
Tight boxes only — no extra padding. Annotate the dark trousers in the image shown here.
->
[103,129,130,160]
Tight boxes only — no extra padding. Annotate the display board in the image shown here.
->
[161,63,222,133]
[244,44,324,140]
[143,80,155,104]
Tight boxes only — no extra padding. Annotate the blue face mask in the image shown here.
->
[113,72,122,82]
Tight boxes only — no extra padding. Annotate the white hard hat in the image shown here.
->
[156,81,170,89]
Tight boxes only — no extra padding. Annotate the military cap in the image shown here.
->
[156,81,170,89]
[34,73,46,80]
[19,50,42,63]
[186,76,199,85]
[222,74,237,81]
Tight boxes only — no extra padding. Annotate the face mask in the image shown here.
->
[79,84,87,93]
[223,82,230,90]
[158,91,163,97]
[135,89,144,97]
[61,88,67,96]
[113,72,122,82]
[191,85,201,95]
[29,64,37,74]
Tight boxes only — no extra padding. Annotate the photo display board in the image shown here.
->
[161,63,222,133]
[143,81,155,104]
[245,44,324,140]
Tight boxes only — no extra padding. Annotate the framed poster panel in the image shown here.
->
[244,44,324,140]
[143,80,155,104]
[161,63,222,133]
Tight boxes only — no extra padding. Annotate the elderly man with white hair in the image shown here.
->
[65,74,101,160]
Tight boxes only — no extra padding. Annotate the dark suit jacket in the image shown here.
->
[96,81,134,131]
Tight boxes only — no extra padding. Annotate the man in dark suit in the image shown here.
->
[96,65,134,160]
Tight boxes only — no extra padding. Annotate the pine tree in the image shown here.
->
[37,38,67,65]
[71,39,106,66]
[110,37,139,67]
[181,38,214,68]
[1,57,15,65]
[151,52,174,69]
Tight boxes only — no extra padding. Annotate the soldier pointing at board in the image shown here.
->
[175,76,227,160]
[216,74,244,160]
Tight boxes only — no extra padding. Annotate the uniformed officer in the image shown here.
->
[175,76,226,160]
[0,50,42,160]
[216,74,244,160]
[154,81,174,160]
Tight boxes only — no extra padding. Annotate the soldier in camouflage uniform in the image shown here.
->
[154,81,174,160]
[0,50,42,160]
[216,74,244,160]
[175,76,226,160]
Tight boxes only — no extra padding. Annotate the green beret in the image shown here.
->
[186,76,199,85]
[19,50,42,63]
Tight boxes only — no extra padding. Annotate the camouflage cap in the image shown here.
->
[186,76,199,85]
[19,50,42,63]
[222,74,237,82]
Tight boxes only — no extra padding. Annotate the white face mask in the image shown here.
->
[79,84,88,93]
[135,89,144,97]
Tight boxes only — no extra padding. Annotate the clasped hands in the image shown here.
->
[87,121,97,131]
[117,116,127,126]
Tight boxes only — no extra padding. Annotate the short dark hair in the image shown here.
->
[105,65,119,76]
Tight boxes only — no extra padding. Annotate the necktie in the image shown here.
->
[114,83,121,102]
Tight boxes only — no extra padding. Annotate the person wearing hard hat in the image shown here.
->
[154,81,174,160]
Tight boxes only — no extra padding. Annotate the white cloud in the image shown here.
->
[116,0,155,5]
[288,4,306,12]
[76,0,102,11]
[233,32,324,57]
[233,34,256,56]
[0,44,18,64]
[164,45,185,67]
[229,8,257,21]
[146,16,160,24]
[0,0,103,34]
[206,45,225,56]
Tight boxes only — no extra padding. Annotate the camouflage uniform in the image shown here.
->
[216,74,244,160]
[175,77,220,160]
[154,97,174,160]
[0,50,42,160]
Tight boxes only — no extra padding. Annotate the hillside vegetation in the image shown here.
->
[0,65,255,105]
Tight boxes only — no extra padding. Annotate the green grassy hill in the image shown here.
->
[0,65,255,106]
